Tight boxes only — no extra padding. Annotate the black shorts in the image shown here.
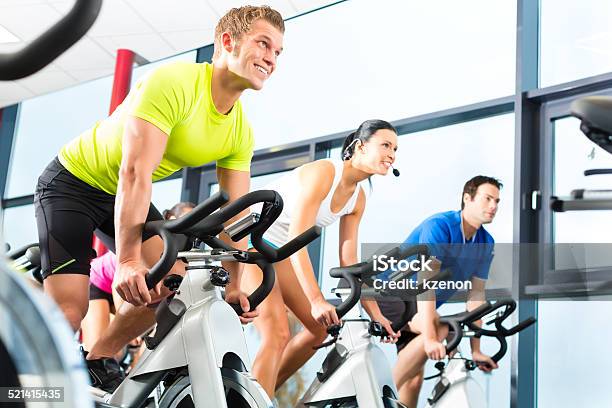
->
[34,158,162,280]
[89,283,114,306]
[378,300,419,353]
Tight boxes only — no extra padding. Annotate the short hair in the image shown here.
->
[213,5,285,59]
[461,176,503,209]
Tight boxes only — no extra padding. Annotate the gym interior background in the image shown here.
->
[1,0,611,406]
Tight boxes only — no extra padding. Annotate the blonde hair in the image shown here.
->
[213,5,284,59]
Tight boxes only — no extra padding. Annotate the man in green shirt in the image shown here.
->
[34,5,284,392]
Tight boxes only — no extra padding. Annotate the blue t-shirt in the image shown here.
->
[403,210,494,307]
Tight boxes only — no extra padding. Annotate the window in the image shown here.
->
[241,0,516,150]
[5,75,113,198]
[540,0,612,87]
[552,117,612,270]
[538,298,612,406]
[1,205,36,250]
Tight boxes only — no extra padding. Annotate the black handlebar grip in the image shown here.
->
[272,226,322,261]
[335,271,361,319]
[506,317,536,336]
[490,317,537,362]
[228,260,276,315]
[444,319,462,353]
[144,222,180,290]
[491,336,508,363]
[0,0,102,80]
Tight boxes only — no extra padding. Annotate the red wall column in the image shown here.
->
[92,49,135,258]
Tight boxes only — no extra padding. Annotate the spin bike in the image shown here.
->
[298,244,447,408]
[94,189,320,408]
[423,300,536,407]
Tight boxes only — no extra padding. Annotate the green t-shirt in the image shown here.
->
[58,62,254,194]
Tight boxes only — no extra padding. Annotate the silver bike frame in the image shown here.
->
[298,287,401,407]
[99,252,272,408]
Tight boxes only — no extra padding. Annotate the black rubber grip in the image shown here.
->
[0,0,102,80]
[144,222,181,290]
[261,226,322,262]
[505,317,536,336]
[444,319,463,353]
[228,259,275,314]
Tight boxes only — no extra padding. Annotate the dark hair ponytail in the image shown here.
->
[340,119,397,161]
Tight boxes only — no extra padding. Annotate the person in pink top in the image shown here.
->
[80,202,195,355]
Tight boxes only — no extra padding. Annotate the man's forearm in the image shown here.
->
[115,173,152,264]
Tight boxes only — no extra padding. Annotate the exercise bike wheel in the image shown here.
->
[157,370,272,408]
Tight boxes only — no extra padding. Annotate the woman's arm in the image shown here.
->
[287,161,336,325]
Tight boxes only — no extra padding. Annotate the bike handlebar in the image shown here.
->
[441,300,537,362]
[142,189,321,315]
[330,244,431,320]
[0,0,102,80]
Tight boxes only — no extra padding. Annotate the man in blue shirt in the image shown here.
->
[378,175,502,408]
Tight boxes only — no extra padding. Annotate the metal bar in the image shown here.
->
[0,106,18,201]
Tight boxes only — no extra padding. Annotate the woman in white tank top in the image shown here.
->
[242,119,401,398]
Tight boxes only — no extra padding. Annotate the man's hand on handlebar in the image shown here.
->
[225,287,259,324]
[471,350,498,372]
[424,338,447,361]
[311,297,340,327]
[115,261,162,306]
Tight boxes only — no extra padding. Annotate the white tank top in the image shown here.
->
[262,159,363,247]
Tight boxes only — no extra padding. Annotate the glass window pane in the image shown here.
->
[553,117,612,270]
[553,117,612,243]
[540,0,612,87]
[5,75,113,198]
[151,178,184,215]
[538,298,612,406]
[1,205,37,250]
[242,0,516,150]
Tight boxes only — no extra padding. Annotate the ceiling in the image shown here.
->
[0,0,335,108]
